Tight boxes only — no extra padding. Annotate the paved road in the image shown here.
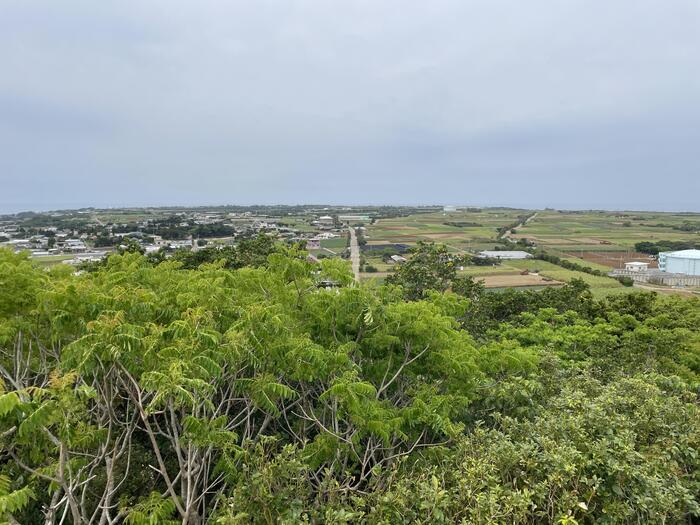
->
[348,227,360,282]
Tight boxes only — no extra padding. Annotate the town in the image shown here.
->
[2,205,699,296]
[0,205,359,266]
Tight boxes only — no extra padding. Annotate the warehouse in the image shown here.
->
[657,249,700,276]
[479,250,532,260]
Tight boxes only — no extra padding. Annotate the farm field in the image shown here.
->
[366,209,699,257]
[360,253,626,295]
[476,273,562,288]
[30,254,75,267]
[365,208,529,252]
[557,251,657,270]
[359,207,700,294]
[472,259,625,295]
[513,210,700,267]
[320,237,347,250]
[362,208,700,292]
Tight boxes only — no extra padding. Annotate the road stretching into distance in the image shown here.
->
[500,211,538,242]
[348,226,360,282]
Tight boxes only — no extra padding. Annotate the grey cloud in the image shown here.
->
[1,0,699,212]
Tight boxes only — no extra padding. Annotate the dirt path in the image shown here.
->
[633,281,700,296]
[501,212,538,242]
[348,227,360,282]
[445,243,468,254]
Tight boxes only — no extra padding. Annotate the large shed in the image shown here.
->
[658,249,700,276]
[479,250,533,260]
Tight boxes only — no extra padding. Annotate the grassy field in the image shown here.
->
[365,207,693,258]
[462,259,625,295]
[320,237,347,250]
[76,206,699,296]
[31,255,74,267]
[514,211,700,268]
[365,208,528,252]
[360,253,626,295]
[361,208,700,294]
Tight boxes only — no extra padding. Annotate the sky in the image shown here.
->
[2,0,700,213]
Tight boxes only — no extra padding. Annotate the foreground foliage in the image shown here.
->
[0,245,698,524]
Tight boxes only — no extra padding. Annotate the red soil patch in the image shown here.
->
[563,251,658,269]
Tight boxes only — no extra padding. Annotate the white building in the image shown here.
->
[624,261,649,272]
[64,239,87,252]
[658,249,700,275]
[168,240,194,250]
[479,250,532,260]
[67,252,108,265]
[443,205,457,213]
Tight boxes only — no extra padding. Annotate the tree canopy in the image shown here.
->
[0,244,698,524]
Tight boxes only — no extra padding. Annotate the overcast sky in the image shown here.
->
[2,0,700,213]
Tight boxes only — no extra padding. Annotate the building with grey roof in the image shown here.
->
[479,250,532,260]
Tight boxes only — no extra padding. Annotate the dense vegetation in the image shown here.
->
[642,222,700,233]
[443,222,483,228]
[139,217,237,240]
[0,242,698,524]
[636,240,700,255]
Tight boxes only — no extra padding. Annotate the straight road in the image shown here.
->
[500,212,538,242]
[348,227,360,282]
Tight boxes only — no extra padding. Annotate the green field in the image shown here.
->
[320,237,347,250]
[515,211,700,251]
[365,208,527,252]
[366,208,698,255]
[31,255,74,267]
[468,259,624,296]
[362,208,674,294]
[362,208,700,293]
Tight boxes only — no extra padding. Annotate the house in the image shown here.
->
[390,255,407,264]
[63,239,87,253]
[306,239,321,250]
[7,239,32,250]
[168,240,194,250]
[317,279,340,289]
[624,261,649,272]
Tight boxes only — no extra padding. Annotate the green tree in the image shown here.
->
[386,242,469,300]
[0,246,698,524]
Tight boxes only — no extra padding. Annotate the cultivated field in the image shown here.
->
[476,273,562,288]
[365,208,528,252]
[514,210,699,268]
[362,207,700,295]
